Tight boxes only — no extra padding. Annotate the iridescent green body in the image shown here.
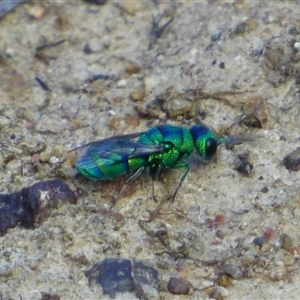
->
[74,135,164,180]
[139,126,195,170]
[74,124,241,200]
[137,125,216,179]
[75,124,217,181]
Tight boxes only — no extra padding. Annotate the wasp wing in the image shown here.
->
[75,138,165,170]
[70,131,146,152]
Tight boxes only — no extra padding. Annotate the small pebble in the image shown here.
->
[255,268,263,273]
[167,277,193,295]
[217,274,231,287]
[251,39,264,56]
[40,145,54,162]
[31,153,40,163]
[253,236,266,247]
[283,147,300,171]
[275,260,284,267]
[0,116,11,129]
[261,186,268,193]
[215,214,225,226]
[132,261,159,299]
[235,153,253,175]
[144,99,165,118]
[85,259,133,298]
[117,1,142,13]
[294,42,300,51]
[190,48,198,56]
[209,286,228,299]
[130,86,146,101]
[117,79,127,88]
[289,246,300,256]
[0,179,77,236]
[49,156,60,164]
[221,264,244,280]
[40,293,60,300]
[216,229,226,239]
[4,47,16,58]
[270,268,286,281]
[126,63,141,74]
[219,62,225,69]
[263,228,276,241]
[230,18,258,38]
[206,217,214,229]
[83,43,92,54]
[165,98,193,117]
[211,32,222,42]
[283,254,294,266]
[279,233,293,251]
[289,27,300,35]
[28,4,45,19]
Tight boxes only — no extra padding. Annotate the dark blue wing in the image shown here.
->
[74,135,165,170]
[71,131,145,152]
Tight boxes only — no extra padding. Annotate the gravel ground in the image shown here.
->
[1,1,300,299]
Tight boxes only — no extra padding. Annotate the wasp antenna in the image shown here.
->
[217,135,258,145]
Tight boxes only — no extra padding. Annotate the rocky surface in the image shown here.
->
[1,1,300,299]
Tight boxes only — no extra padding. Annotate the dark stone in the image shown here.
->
[132,261,160,299]
[84,0,108,5]
[279,233,293,251]
[83,43,92,54]
[219,62,225,69]
[211,32,222,42]
[283,148,300,171]
[40,292,61,300]
[167,277,193,295]
[221,264,244,280]
[235,153,253,175]
[0,179,77,236]
[253,236,266,247]
[85,258,134,298]
[85,259,160,299]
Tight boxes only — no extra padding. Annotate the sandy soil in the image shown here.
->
[1,1,300,299]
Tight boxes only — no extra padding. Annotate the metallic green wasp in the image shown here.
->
[74,124,247,202]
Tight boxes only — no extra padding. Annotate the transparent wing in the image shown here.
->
[75,137,165,169]
[70,131,146,152]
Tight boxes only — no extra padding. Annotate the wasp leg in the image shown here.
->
[110,167,145,209]
[151,179,163,202]
[150,164,164,202]
[170,163,189,202]
[151,179,156,201]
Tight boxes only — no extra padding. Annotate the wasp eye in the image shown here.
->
[206,138,217,159]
